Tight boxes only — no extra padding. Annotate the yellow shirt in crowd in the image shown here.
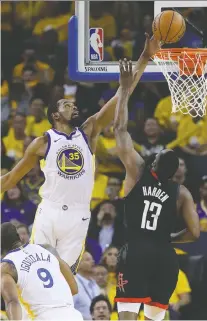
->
[26,116,51,138]
[1,80,9,97]
[33,13,71,42]
[3,128,24,161]
[13,61,54,82]
[176,114,207,147]
[96,136,124,175]
[90,14,116,42]
[154,95,183,129]
[91,173,124,210]
[169,269,191,304]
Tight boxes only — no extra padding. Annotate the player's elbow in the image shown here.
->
[190,226,200,241]
[192,228,200,240]
[1,172,15,193]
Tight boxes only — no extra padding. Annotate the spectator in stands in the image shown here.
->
[197,176,207,232]
[93,265,108,295]
[91,161,124,210]
[100,246,118,273]
[26,98,51,137]
[96,124,124,176]
[90,2,116,45]
[2,113,26,161]
[169,269,191,319]
[90,295,112,320]
[172,158,187,185]
[16,224,30,244]
[154,95,183,132]
[1,140,14,176]
[175,114,207,155]
[133,13,154,59]
[106,177,123,201]
[33,2,71,43]
[13,43,53,83]
[138,118,166,158]
[100,246,118,312]
[20,163,44,206]
[88,201,124,251]
[1,184,36,228]
[74,251,100,320]
[91,158,109,210]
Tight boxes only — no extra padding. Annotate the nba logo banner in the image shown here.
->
[89,28,104,61]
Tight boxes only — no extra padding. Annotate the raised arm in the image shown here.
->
[1,136,47,193]
[40,244,78,295]
[1,263,21,320]
[171,185,200,243]
[82,34,161,138]
[113,60,145,195]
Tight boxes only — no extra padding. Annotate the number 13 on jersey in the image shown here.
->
[141,200,162,231]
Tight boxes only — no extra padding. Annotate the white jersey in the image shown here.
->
[40,128,95,207]
[3,243,73,318]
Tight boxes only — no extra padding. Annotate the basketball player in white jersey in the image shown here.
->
[1,222,83,320]
[1,34,160,272]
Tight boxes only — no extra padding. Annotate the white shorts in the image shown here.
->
[31,199,90,272]
[117,302,166,321]
[35,307,83,320]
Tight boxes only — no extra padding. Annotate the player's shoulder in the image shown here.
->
[1,261,18,282]
[39,244,59,258]
[25,135,48,156]
[178,185,193,202]
[80,115,97,139]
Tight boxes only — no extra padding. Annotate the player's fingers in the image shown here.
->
[145,32,150,42]
[129,60,132,75]
[119,60,124,74]
[123,58,128,73]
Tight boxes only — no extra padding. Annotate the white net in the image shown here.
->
[153,50,207,117]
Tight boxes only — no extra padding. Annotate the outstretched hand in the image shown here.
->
[142,33,161,58]
[119,59,135,89]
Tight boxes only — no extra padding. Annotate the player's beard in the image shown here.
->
[68,115,82,127]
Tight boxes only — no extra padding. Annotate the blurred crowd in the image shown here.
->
[1,1,207,320]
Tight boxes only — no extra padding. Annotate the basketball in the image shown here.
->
[152,10,186,43]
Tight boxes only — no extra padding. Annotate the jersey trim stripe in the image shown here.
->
[7,242,29,254]
[146,301,168,310]
[1,259,15,266]
[44,132,51,160]
[52,128,77,140]
[17,288,36,320]
[114,297,151,303]
[79,128,93,155]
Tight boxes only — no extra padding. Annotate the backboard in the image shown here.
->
[68,1,207,82]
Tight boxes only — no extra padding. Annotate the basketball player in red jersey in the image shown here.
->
[1,35,160,274]
[113,60,200,320]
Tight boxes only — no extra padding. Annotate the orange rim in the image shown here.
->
[153,48,207,76]
[154,48,207,61]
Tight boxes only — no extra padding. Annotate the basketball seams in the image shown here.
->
[168,17,186,43]
[163,11,175,43]
[158,12,164,42]
[153,10,185,44]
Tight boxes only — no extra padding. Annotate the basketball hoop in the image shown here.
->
[152,48,207,117]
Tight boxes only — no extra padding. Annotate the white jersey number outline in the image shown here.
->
[141,200,162,231]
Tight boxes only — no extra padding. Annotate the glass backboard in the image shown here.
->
[68,1,207,82]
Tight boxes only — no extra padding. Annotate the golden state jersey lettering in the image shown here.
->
[3,244,73,317]
[57,145,85,179]
[39,128,94,206]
